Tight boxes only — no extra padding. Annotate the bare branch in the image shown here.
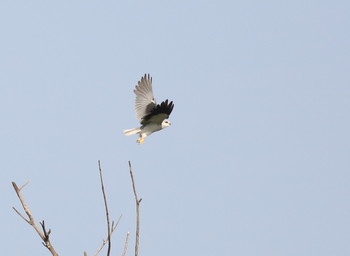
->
[19,180,30,191]
[94,215,122,256]
[12,181,59,256]
[121,232,130,256]
[12,206,30,224]
[128,161,141,256]
[97,160,112,256]
[40,221,53,248]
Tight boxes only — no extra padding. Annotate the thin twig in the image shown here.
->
[12,181,59,256]
[12,206,30,224]
[94,215,122,256]
[121,232,130,256]
[19,180,30,191]
[98,160,112,256]
[40,221,52,247]
[128,161,142,256]
[122,232,130,256]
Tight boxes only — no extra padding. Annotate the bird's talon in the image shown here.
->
[137,138,144,144]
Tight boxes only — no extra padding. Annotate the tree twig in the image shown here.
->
[94,215,122,256]
[98,160,112,256]
[128,161,142,256]
[121,232,130,256]
[12,181,59,256]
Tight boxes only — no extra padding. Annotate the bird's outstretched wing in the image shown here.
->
[134,74,157,121]
[141,99,174,125]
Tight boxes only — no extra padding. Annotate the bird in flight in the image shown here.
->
[123,74,174,144]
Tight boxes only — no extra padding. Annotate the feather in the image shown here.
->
[134,74,156,121]
[141,99,174,125]
[123,127,141,136]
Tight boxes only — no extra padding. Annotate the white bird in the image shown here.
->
[123,74,174,144]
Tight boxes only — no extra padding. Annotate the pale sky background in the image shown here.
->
[1,1,350,255]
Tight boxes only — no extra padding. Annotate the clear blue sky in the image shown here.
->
[1,1,349,255]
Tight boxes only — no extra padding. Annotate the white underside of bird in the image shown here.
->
[123,120,170,144]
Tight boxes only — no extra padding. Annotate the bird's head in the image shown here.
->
[161,119,171,129]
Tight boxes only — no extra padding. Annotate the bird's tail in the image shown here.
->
[123,127,141,136]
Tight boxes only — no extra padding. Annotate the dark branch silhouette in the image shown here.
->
[98,160,112,256]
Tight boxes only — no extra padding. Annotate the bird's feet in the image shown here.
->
[137,137,144,144]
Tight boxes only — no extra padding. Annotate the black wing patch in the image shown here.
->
[141,99,174,125]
